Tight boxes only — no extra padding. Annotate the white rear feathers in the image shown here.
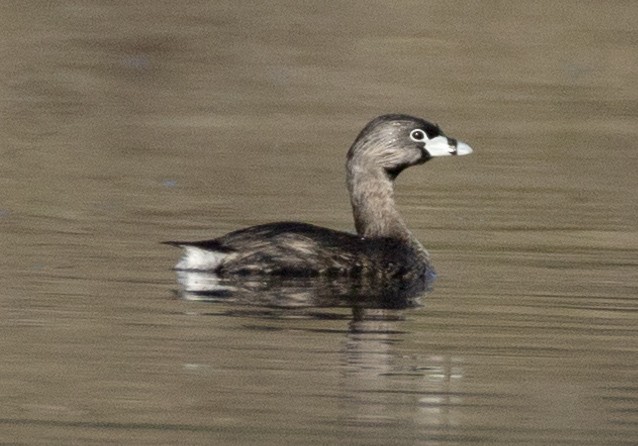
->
[175,246,231,271]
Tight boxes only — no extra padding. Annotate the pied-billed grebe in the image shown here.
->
[165,114,472,280]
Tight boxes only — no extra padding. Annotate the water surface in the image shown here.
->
[1,1,637,444]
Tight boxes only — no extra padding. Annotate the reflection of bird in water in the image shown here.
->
[165,114,472,288]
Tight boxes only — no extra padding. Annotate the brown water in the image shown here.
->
[2,1,638,444]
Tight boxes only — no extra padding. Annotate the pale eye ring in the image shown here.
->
[410,129,427,142]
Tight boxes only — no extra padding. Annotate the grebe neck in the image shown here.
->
[347,160,410,240]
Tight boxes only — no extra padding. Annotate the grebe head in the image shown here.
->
[347,114,472,179]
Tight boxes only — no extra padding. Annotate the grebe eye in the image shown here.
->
[410,129,427,142]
